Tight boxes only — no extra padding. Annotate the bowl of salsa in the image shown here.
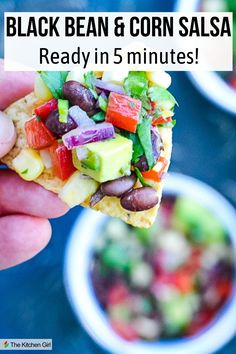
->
[64,173,236,354]
[176,0,236,115]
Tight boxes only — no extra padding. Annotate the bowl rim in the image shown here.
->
[64,173,236,354]
[175,0,236,116]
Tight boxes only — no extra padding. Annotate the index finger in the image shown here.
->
[0,59,35,110]
[0,170,69,219]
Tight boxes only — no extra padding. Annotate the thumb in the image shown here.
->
[0,111,16,159]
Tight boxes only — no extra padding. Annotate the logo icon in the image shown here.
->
[3,341,9,348]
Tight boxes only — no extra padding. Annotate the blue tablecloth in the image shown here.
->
[0,1,236,353]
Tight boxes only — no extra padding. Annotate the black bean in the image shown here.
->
[120,187,158,212]
[45,109,77,138]
[134,155,149,172]
[101,174,137,197]
[63,81,96,113]
[90,174,137,207]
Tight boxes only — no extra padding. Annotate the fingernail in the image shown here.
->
[0,111,16,158]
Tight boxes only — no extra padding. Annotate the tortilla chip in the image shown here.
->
[2,93,172,228]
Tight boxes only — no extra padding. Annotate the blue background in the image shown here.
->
[0,0,236,353]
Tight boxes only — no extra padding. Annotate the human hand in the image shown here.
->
[0,59,69,270]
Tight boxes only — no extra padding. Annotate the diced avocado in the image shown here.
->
[81,151,100,171]
[59,171,98,207]
[73,134,133,183]
[161,295,193,334]
[172,197,226,245]
[12,148,44,181]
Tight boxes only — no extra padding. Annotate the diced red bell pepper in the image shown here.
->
[141,157,168,182]
[105,92,141,133]
[111,320,138,341]
[152,116,172,126]
[49,141,76,181]
[25,117,55,149]
[148,101,157,116]
[172,271,194,294]
[34,98,58,121]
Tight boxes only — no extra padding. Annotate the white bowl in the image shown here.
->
[175,0,236,116]
[64,173,236,354]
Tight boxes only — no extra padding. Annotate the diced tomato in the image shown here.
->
[107,283,129,306]
[105,92,141,133]
[141,157,168,182]
[172,271,194,294]
[215,280,232,301]
[25,117,55,149]
[154,270,193,294]
[152,116,172,126]
[34,98,58,121]
[49,141,75,181]
[148,101,157,116]
[111,320,138,341]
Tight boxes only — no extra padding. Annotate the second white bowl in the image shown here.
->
[64,173,236,354]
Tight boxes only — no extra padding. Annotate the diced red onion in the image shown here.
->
[40,149,52,169]
[100,91,108,99]
[69,106,95,128]
[94,79,125,95]
[151,127,164,161]
[63,122,115,149]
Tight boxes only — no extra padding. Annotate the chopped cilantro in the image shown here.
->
[38,71,69,99]
[148,85,178,111]
[58,99,69,123]
[91,111,105,122]
[98,94,108,112]
[119,130,144,164]
[84,71,98,99]
[124,71,148,99]
[21,169,28,175]
[137,117,155,169]
[140,96,151,110]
